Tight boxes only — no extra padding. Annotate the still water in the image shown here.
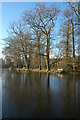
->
[2,70,80,118]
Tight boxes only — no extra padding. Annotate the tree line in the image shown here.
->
[2,2,80,72]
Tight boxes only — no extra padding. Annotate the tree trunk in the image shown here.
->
[38,36,41,70]
[24,46,28,68]
[71,19,75,72]
[46,35,50,71]
[66,26,69,58]
[28,48,31,69]
[25,54,28,69]
[39,55,41,70]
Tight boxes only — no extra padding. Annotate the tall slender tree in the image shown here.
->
[63,4,78,71]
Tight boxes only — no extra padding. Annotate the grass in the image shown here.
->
[9,67,12,71]
[16,68,20,71]
[8,67,58,73]
[30,68,59,73]
[50,68,57,73]
[7,67,80,73]
[32,69,47,73]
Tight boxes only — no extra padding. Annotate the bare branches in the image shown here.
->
[68,2,80,22]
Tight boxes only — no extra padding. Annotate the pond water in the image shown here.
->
[2,70,80,118]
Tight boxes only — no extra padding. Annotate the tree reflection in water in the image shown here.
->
[2,70,79,118]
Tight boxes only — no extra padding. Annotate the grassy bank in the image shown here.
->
[8,67,63,73]
[2,67,80,74]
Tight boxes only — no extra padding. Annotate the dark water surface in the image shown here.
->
[2,70,80,118]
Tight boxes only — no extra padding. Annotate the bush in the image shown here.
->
[76,64,80,71]
[63,64,73,72]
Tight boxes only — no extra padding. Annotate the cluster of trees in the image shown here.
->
[3,2,80,72]
[57,2,80,71]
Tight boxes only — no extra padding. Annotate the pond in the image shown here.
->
[2,70,80,118]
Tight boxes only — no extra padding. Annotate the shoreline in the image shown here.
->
[2,68,80,74]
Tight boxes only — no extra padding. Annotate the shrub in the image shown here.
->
[63,64,73,72]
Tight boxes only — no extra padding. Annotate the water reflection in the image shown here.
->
[73,72,78,117]
[47,73,50,88]
[57,74,63,78]
[2,70,79,118]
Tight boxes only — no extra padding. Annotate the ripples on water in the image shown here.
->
[2,70,80,118]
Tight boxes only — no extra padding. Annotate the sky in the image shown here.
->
[0,2,67,58]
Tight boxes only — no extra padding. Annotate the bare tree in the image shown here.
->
[68,2,80,23]
[63,3,78,71]
[23,6,46,70]
[3,21,32,68]
[23,3,59,71]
